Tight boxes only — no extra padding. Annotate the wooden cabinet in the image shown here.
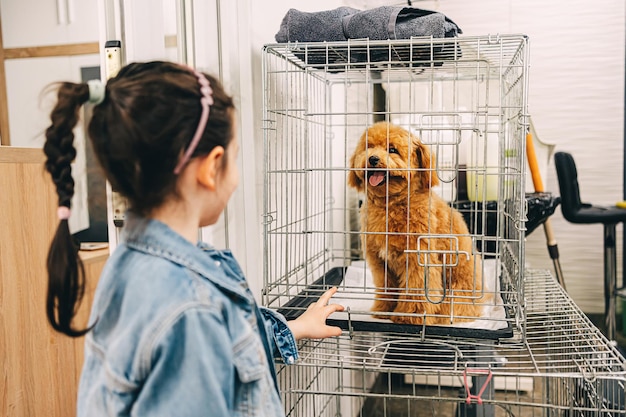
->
[0,147,106,417]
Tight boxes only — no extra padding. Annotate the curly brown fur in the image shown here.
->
[348,122,485,325]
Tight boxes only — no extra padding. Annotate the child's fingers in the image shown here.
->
[326,325,343,337]
[326,303,344,314]
[317,287,338,306]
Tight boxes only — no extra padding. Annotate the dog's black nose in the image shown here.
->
[368,155,380,166]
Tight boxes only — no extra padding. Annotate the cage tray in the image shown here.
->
[277,266,513,340]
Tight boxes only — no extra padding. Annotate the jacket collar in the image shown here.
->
[121,211,253,303]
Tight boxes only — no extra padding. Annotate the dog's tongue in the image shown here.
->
[369,172,385,187]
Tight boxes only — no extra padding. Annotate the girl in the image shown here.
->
[43,61,344,416]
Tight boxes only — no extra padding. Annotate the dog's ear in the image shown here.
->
[347,148,364,192]
[413,138,439,190]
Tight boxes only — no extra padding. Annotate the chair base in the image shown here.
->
[604,223,619,341]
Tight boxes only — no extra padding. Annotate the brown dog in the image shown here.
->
[347,122,484,325]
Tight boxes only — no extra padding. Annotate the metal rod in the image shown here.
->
[605,224,617,341]
[526,128,566,290]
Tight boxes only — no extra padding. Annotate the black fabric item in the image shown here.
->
[524,192,561,235]
[453,193,560,256]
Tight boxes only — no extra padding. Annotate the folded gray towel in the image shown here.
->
[275,6,461,43]
[275,7,360,43]
[344,7,462,40]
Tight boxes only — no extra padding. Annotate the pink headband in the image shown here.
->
[173,70,214,174]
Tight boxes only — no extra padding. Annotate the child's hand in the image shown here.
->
[287,287,344,340]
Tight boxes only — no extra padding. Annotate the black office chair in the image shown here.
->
[554,151,626,340]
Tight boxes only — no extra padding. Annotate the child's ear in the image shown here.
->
[196,146,225,190]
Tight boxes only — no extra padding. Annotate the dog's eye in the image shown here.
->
[389,146,399,154]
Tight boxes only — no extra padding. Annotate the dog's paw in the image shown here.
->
[371,299,396,314]
[371,312,392,320]
[389,314,426,326]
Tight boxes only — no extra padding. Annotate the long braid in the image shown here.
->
[43,82,91,337]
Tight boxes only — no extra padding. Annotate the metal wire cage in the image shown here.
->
[262,35,529,338]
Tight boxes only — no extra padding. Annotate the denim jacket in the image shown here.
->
[77,212,298,416]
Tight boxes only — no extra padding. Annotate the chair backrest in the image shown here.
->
[554,151,584,222]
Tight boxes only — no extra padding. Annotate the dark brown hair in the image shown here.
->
[43,61,235,336]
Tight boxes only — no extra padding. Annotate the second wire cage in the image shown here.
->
[262,34,529,341]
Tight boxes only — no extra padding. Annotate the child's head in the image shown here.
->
[46,61,235,216]
[43,61,235,336]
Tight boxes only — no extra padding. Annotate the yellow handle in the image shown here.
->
[526,132,544,192]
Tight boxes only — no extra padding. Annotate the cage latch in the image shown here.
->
[463,368,493,405]
[346,306,354,339]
